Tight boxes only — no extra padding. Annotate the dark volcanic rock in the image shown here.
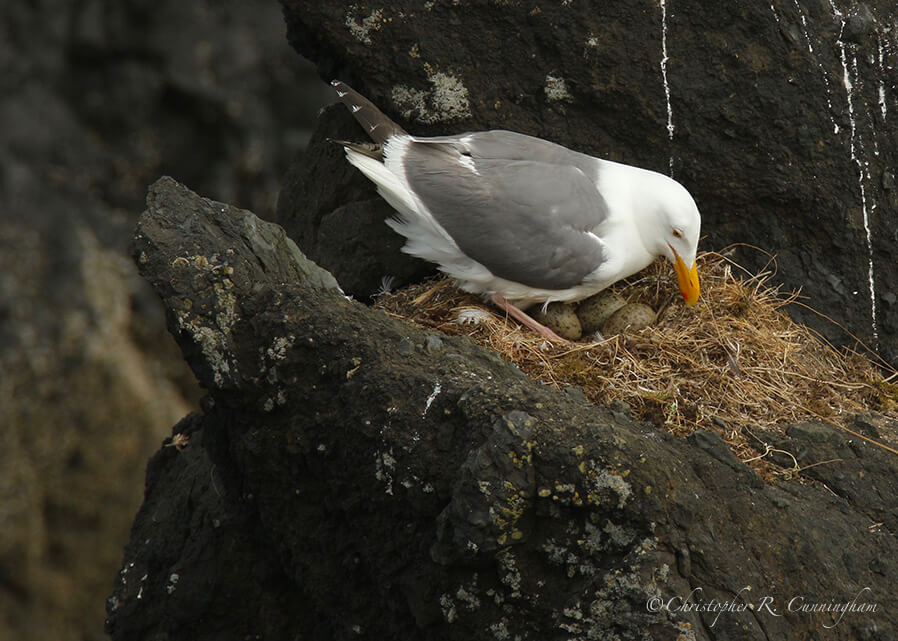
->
[755,413,898,532]
[109,177,898,640]
[277,0,898,366]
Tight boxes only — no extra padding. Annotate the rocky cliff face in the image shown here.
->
[106,177,898,641]
[277,0,898,366]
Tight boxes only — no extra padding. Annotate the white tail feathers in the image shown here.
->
[343,145,473,272]
[345,149,418,216]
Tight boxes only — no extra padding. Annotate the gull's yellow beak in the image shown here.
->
[672,250,700,306]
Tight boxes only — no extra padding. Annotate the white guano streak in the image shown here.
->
[660,0,675,176]
[423,382,442,418]
[831,0,878,344]
[877,36,888,120]
[791,0,840,134]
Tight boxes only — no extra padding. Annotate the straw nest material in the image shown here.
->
[374,248,898,478]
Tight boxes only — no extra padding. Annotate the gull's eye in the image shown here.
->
[672,228,683,239]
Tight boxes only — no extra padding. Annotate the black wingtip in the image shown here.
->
[331,79,349,98]
[330,138,384,159]
[329,80,407,145]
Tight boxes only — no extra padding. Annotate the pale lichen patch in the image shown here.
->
[497,550,522,598]
[375,447,396,495]
[439,593,457,623]
[267,334,296,361]
[456,584,481,611]
[172,254,239,387]
[392,68,472,124]
[345,6,385,45]
[489,619,511,640]
[545,73,573,103]
[583,463,633,509]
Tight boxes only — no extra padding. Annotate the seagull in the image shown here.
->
[331,80,700,341]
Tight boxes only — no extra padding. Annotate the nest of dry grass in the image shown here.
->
[375,248,898,478]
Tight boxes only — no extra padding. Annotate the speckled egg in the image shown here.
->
[531,302,582,340]
[601,303,656,336]
[576,291,627,333]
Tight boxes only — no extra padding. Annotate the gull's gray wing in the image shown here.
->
[401,138,609,291]
[412,130,603,176]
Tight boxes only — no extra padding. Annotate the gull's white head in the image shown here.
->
[638,172,701,306]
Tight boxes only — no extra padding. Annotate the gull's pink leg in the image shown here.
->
[490,293,566,342]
